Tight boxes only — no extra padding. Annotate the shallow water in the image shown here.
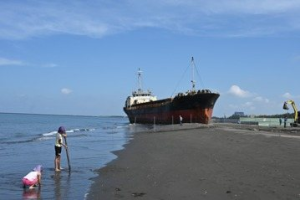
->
[0,113,133,199]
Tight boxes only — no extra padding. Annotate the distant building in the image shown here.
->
[233,112,245,117]
[228,112,245,120]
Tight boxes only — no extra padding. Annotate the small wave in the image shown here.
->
[71,128,96,132]
[43,128,95,136]
[37,136,53,141]
[3,138,38,145]
[2,128,96,145]
[42,131,57,137]
[70,133,88,138]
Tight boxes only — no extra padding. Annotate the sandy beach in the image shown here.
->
[87,124,300,200]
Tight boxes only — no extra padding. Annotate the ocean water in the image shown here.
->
[0,113,135,200]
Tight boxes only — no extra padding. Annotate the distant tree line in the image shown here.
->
[255,113,296,119]
[213,113,295,119]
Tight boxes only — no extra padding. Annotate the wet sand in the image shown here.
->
[87,124,300,200]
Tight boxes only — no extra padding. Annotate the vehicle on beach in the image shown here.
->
[283,100,300,127]
[123,58,220,124]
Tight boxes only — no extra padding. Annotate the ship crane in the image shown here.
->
[283,100,300,127]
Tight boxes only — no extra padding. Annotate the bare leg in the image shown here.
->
[55,155,61,171]
[54,156,56,171]
[29,184,35,189]
[57,155,61,170]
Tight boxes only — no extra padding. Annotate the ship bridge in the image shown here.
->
[126,89,157,107]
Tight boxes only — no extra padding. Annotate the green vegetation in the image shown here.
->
[213,113,294,119]
[255,113,294,118]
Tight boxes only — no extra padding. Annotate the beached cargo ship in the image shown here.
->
[123,58,220,124]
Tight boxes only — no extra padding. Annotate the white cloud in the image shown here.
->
[253,96,270,103]
[0,0,300,40]
[283,92,300,100]
[228,85,252,98]
[42,63,58,68]
[0,57,23,66]
[283,92,293,99]
[229,104,239,109]
[61,88,72,95]
[253,96,263,101]
[0,58,59,68]
[244,101,253,107]
[293,55,300,62]
[201,0,300,14]
[244,102,256,111]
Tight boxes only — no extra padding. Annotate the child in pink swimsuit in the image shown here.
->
[22,165,42,189]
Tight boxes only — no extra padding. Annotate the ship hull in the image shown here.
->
[123,92,220,124]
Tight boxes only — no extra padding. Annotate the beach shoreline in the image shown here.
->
[87,123,300,200]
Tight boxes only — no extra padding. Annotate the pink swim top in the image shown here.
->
[22,171,38,186]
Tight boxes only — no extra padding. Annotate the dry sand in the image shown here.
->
[87,124,300,200]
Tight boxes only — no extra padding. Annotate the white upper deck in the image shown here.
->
[125,69,157,108]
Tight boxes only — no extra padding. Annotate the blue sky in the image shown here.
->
[0,0,300,117]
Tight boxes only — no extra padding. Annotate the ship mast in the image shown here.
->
[137,68,143,94]
[191,57,196,92]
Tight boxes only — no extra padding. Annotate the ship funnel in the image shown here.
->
[283,102,289,110]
